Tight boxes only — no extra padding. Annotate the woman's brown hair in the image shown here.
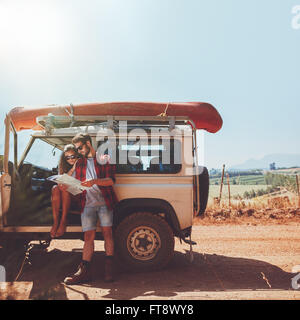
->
[59,144,79,174]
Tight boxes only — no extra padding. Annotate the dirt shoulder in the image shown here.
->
[1,217,300,300]
[196,206,300,226]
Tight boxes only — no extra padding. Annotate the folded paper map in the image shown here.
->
[47,173,91,196]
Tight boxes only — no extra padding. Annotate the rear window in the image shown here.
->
[97,138,181,174]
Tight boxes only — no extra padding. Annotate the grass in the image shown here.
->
[210,174,266,186]
[195,192,300,226]
[208,184,270,203]
[206,184,299,213]
[274,168,300,175]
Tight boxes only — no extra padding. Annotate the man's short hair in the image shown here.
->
[72,133,92,145]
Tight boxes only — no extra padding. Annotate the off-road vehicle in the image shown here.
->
[0,102,222,271]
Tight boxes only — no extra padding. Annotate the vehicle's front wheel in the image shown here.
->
[0,239,28,281]
[114,212,174,271]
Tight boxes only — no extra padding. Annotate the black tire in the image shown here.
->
[0,239,28,255]
[0,239,28,281]
[114,212,174,271]
[197,166,209,216]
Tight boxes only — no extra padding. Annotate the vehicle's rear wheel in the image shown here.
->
[114,212,174,271]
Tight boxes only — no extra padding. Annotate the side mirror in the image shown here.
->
[51,167,58,175]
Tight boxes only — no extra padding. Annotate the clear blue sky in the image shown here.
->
[0,0,299,169]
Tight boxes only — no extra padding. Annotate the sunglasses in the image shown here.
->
[65,155,77,160]
[76,143,86,151]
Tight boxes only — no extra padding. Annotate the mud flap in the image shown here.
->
[182,234,196,263]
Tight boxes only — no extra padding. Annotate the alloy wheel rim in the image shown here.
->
[127,226,161,261]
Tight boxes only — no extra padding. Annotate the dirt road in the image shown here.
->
[1,223,300,300]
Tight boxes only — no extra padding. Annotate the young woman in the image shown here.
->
[50,144,79,238]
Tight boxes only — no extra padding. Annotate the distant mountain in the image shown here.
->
[229,153,300,170]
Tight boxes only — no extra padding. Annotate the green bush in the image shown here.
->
[264,173,297,192]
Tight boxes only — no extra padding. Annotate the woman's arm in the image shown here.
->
[67,160,78,176]
[67,167,75,176]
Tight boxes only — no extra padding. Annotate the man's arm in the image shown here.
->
[81,177,114,187]
[96,177,114,186]
[81,162,116,187]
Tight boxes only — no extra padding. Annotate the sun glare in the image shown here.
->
[0,1,66,66]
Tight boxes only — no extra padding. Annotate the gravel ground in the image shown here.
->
[1,221,300,300]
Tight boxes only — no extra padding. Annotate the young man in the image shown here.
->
[64,133,118,284]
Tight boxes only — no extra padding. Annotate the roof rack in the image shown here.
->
[36,114,194,135]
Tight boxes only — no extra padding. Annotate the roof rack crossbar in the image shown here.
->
[36,114,192,134]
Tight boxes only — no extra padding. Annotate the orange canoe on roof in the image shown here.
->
[8,101,223,133]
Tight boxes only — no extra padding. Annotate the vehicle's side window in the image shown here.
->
[8,138,62,226]
[97,138,181,174]
[18,138,62,192]
[24,139,62,171]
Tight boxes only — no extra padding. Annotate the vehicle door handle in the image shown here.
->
[4,184,12,187]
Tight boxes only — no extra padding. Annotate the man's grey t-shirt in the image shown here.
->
[85,158,105,207]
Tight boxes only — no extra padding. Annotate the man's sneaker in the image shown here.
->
[104,257,114,282]
[64,262,92,285]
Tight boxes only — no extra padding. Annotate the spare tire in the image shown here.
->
[197,166,209,216]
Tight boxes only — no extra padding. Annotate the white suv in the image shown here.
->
[0,102,222,271]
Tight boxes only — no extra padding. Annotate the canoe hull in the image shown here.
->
[8,102,223,133]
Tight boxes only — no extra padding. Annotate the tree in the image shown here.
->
[269,162,276,170]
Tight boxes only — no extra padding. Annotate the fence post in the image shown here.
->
[227,173,231,207]
[296,175,300,207]
[219,164,225,206]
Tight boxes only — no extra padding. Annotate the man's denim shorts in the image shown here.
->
[81,205,113,232]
